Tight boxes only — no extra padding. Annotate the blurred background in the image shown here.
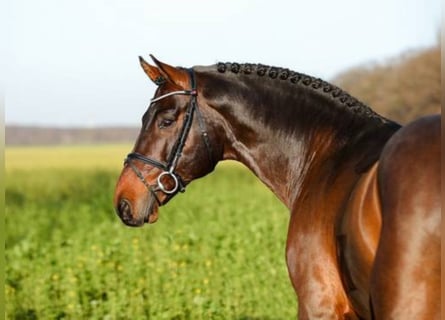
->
[5,0,442,141]
[4,0,442,319]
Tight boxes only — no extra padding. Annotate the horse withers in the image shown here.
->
[114,56,440,319]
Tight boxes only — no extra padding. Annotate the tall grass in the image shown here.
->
[5,146,296,319]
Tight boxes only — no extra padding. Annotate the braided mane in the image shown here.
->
[215,62,386,123]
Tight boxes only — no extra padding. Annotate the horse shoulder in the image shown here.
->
[337,162,381,319]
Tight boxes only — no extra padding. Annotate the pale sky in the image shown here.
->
[3,0,441,127]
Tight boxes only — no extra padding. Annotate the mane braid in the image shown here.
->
[216,62,386,123]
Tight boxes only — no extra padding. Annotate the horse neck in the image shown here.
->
[198,68,400,209]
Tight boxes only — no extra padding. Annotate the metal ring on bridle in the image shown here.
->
[157,171,179,194]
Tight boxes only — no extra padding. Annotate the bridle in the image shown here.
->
[125,69,212,207]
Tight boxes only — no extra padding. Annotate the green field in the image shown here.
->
[5,145,296,319]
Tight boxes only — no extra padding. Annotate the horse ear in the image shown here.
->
[139,56,166,85]
[149,55,190,89]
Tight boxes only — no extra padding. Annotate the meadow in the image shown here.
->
[5,145,296,319]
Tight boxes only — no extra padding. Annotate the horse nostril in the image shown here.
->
[118,199,132,219]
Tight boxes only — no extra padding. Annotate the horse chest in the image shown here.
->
[336,163,381,318]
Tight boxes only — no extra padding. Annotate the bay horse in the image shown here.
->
[113,55,441,319]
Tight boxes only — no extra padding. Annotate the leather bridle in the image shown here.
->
[125,69,212,207]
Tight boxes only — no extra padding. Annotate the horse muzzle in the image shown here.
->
[115,197,159,226]
[114,168,161,226]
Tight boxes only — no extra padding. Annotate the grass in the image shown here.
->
[5,145,131,171]
[5,145,296,319]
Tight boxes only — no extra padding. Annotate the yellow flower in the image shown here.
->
[5,285,15,295]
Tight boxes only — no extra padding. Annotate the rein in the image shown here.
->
[125,69,212,207]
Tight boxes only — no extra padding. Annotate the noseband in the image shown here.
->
[125,69,212,207]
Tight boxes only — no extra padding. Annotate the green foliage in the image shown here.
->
[333,45,441,124]
[6,161,296,319]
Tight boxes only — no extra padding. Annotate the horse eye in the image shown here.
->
[159,118,174,129]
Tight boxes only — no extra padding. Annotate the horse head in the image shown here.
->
[114,56,221,226]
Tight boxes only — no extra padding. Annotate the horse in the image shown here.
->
[113,55,441,319]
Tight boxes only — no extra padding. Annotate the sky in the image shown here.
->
[3,0,442,127]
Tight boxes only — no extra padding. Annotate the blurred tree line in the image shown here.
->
[333,42,440,124]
